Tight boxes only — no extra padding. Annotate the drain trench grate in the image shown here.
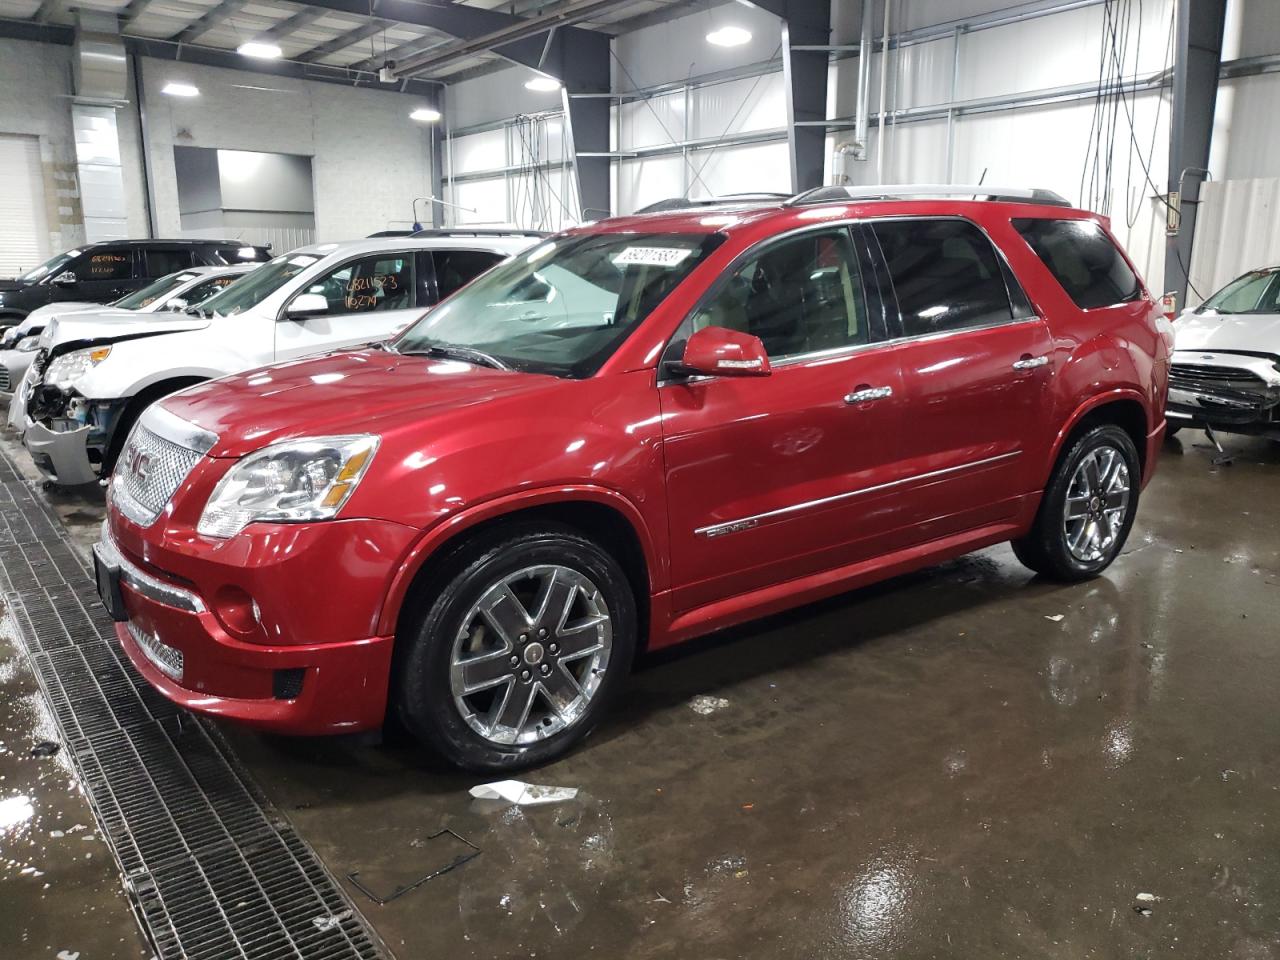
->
[0,450,390,960]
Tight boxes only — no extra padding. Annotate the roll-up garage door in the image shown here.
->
[0,134,51,278]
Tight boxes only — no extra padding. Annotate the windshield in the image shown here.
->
[1200,271,1279,314]
[395,232,723,377]
[195,254,318,317]
[114,272,198,310]
[20,249,81,282]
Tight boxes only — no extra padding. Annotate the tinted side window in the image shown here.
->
[872,219,1013,337]
[77,248,134,282]
[186,276,238,305]
[433,250,504,300]
[1013,218,1141,309]
[689,228,868,361]
[145,248,196,277]
[303,255,414,315]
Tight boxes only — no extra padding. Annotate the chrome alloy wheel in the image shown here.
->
[1063,445,1131,563]
[449,564,613,746]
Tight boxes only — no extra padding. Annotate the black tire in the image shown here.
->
[102,379,204,476]
[1012,424,1141,581]
[1164,424,1181,438]
[394,522,636,772]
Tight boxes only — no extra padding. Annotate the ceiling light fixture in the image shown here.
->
[706,26,752,47]
[524,75,562,92]
[410,107,442,123]
[161,82,200,97]
[237,41,283,59]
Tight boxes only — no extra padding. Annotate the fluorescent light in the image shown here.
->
[410,107,442,123]
[161,82,200,97]
[524,76,561,92]
[706,26,752,47]
[237,41,282,59]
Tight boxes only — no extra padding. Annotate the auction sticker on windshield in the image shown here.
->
[613,246,695,268]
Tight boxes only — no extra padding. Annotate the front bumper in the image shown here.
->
[0,349,33,396]
[99,503,419,735]
[23,418,98,485]
[1167,352,1280,434]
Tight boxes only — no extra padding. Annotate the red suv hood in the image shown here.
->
[162,349,557,458]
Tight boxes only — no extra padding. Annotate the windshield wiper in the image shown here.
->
[405,343,510,371]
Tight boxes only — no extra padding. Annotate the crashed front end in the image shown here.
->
[1167,351,1280,437]
[21,344,129,485]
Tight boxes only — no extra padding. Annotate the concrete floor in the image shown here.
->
[1,422,1278,959]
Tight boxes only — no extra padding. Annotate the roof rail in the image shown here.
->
[785,184,1073,207]
[410,228,549,239]
[633,192,791,214]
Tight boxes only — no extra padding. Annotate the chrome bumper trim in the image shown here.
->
[95,522,206,614]
[127,620,185,681]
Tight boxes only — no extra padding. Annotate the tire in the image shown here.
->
[102,379,204,476]
[1012,424,1141,581]
[1164,424,1181,438]
[394,523,637,772]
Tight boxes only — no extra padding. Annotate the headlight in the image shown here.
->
[16,336,40,352]
[0,330,16,348]
[43,346,111,390]
[197,435,379,538]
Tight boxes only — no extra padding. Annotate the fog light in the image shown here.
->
[213,585,261,638]
[273,668,305,700]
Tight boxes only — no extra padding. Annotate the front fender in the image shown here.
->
[374,484,658,638]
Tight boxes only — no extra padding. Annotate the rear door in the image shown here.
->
[143,247,198,281]
[659,225,910,612]
[430,248,505,305]
[868,217,1055,542]
[274,250,420,360]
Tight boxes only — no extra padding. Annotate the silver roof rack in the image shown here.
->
[785,184,1072,207]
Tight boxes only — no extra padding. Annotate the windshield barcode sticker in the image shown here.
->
[613,246,694,268]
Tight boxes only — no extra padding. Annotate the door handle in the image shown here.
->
[1012,355,1050,370]
[844,385,893,404]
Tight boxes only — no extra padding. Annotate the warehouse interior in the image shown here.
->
[2,0,1280,958]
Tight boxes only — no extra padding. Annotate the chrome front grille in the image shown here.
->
[1169,363,1266,388]
[127,620,184,680]
[111,406,216,527]
[0,367,9,393]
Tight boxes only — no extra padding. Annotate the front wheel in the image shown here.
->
[1012,424,1141,581]
[394,524,636,772]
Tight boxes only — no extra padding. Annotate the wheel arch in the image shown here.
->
[104,375,209,466]
[378,487,657,645]
[1045,390,1150,486]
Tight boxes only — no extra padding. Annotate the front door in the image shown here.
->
[660,225,909,613]
[56,246,137,304]
[868,217,1055,541]
[274,251,423,360]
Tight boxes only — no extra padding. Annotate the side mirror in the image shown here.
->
[284,293,329,319]
[51,272,77,286]
[166,297,188,312]
[675,325,771,378]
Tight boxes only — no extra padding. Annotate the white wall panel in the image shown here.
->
[1208,73,1280,182]
[450,177,509,225]
[618,93,686,151]
[450,128,507,175]
[691,72,787,140]
[616,155,686,214]
[1187,178,1280,304]
[691,141,791,197]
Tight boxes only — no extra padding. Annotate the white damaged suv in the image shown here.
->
[13,234,537,484]
[1169,266,1280,439]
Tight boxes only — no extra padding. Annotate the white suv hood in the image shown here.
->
[1174,310,1280,354]
[41,311,210,349]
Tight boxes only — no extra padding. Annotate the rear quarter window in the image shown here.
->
[1013,218,1141,310]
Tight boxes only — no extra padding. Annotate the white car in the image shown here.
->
[1,264,257,402]
[1168,266,1280,438]
[14,235,537,484]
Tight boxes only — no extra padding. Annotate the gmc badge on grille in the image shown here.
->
[124,445,152,484]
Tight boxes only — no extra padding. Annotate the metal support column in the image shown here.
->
[758,0,832,191]
[554,28,612,219]
[1164,0,1228,307]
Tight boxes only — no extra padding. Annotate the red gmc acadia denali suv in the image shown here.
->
[94,187,1172,771]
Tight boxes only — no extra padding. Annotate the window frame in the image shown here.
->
[867,215,1039,343]
[430,247,507,304]
[71,246,138,283]
[659,220,889,380]
[279,249,420,319]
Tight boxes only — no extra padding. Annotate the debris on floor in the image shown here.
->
[1044,614,1065,623]
[1135,892,1159,903]
[688,695,731,715]
[469,780,579,806]
[30,740,60,757]
[311,909,352,932]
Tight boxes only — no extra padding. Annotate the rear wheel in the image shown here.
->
[1012,424,1140,581]
[394,524,636,772]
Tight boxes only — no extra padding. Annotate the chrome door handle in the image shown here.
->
[1012,355,1050,370]
[845,385,893,404]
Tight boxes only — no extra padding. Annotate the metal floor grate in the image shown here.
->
[0,450,390,960]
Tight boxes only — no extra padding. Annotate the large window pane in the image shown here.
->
[873,219,1014,336]
[1013,218,1141,310]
